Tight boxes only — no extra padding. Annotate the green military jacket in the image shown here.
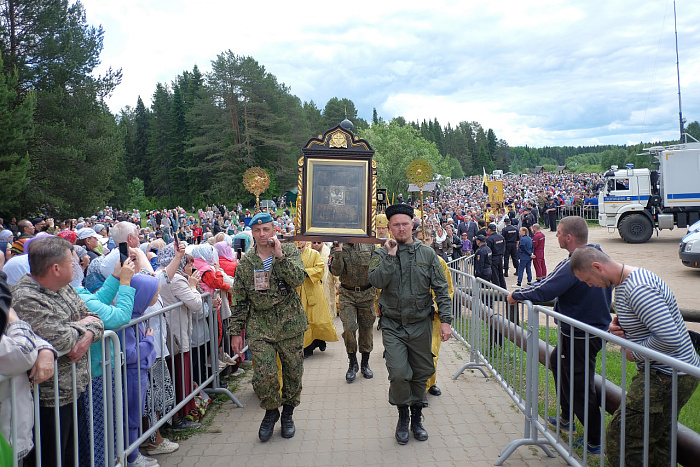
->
[369,240,452,327]
[229,242,308,341]
[329,242,374,289]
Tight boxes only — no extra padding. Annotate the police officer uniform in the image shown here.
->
[474,234,493,281]
[502,217,520,277]
[486,224,506,289]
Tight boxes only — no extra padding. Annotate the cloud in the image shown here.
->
[83,0,700,147]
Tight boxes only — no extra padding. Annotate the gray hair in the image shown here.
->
[111,221,138,244]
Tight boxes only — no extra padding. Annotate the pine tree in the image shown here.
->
[0,54,34,216]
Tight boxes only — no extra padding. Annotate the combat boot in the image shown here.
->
[360,352,373,379]
[280,404,296,439]
[346,353,359,382]
[258,408,280,442]
[410,405,428,441]
[395,405,410,445]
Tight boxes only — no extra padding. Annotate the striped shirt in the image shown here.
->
[261,254,274,272]
[615,268,700,375]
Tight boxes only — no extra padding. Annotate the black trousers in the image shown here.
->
[504,244,519,274]
[38,394,86,467]
[550,333,603,444]
[490,255,506,289]
[548,212,557,232]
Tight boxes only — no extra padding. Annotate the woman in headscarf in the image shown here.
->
[192,243,239,369]
[157,244,204,430]
[213,240,244,371]
[295,241,338,358]
[123,274,158,467]
[75,258,136,466]
[214,241,237,278]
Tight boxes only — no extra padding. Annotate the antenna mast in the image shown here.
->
[674,0,685,143]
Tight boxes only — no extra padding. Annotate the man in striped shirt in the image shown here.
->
[570,246,700,466]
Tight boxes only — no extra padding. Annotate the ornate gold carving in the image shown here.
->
[407,159,433,188]
[243,167,270,213]
[296,158,304,232]
[330,131,348,148]
[407,160,433,240]
[372,165,377,235]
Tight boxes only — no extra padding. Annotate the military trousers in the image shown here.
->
[381,315,434,407]
[339,287,376,354]
[605,370,698,466]
[249,333,304,410]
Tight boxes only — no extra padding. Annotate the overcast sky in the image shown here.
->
[81,0,700,148]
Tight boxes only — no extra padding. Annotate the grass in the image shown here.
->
[455,316,700,443]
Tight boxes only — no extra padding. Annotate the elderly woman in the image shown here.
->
[154,244,202,430]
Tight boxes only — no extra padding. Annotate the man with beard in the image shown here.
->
[369,203,451,445]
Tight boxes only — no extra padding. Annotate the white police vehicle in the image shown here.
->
[680,220,700,268]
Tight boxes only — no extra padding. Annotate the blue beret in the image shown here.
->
[250,212,273,225]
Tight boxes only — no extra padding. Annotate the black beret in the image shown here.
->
[385,203,414,220]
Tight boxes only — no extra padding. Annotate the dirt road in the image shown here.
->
[502,223,700,325]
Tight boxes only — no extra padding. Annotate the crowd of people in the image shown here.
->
[0,170,697,466]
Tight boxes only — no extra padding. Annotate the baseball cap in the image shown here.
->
[77,228,101,240]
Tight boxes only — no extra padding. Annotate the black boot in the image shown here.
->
[395,405,410,445]
[360,352,373,379]
[280,404,296,439]
[346,353,358,383]
[258,408,280,442]
[410,405,428,441]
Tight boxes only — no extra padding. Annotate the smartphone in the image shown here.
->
[236,247,243,260]
[118,242,129,266]
[173,233,179,249]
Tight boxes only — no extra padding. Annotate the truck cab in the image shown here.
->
[598,165,656,243]
[598,142,700,243]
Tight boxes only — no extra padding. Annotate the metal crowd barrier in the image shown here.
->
[114,291,244,464]
[0,330,124,467]
[556,204,599,222]
[447,266,700,466]
[1,292,247,467]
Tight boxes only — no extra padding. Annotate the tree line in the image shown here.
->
[2,0,699,218]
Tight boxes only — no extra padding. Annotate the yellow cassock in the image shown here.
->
[319,243,338,317]
[297,246,339,348]
[427,256,454,391]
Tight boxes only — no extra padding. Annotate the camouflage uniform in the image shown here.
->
[329,243,376,354]
[228,242,308,410]
[369,240,451,407]
[605,371,698,466]
[11,275,104,407]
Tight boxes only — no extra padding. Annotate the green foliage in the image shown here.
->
[0,0,123,217]
[0,54,34,216]
[688,121,700,142]
[359,121,449,200]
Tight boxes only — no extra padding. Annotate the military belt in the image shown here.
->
[341,283,373,292]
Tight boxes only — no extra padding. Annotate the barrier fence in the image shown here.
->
[448,260,700,466]
[1,291,245,467]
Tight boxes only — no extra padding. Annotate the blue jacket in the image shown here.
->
[75,275,135,376]
[518,235,534,258]
[512,244,612,335]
